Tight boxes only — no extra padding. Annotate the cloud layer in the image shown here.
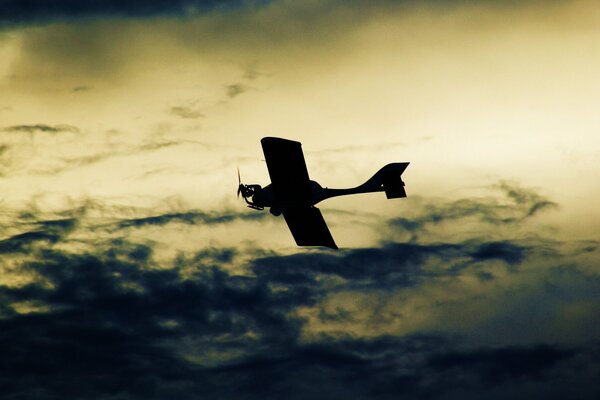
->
[1,183,598,399]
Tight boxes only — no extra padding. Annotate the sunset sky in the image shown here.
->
[1,1,599,398]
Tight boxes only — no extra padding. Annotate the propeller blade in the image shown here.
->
[237,167,241,198]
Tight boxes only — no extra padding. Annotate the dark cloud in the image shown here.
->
[0,0,264,25]
[251,240,529,290]
[470,241,526,265]
[1,235,597,399]
[0,182,598,399]
[428,345,576,385]
[0,218,76,254]
[252,243,431,288]
[3,226,600,399]
[0,0,555,27]
[0,240,308,399]
[1,124,80,134]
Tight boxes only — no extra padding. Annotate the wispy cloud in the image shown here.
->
[169,106,205,119]
[70,85,92,92]
[390,182,558,240]
[27,139,183,175]
[1,124,80,134]
[225,83,248,98]
[114,210,267,230]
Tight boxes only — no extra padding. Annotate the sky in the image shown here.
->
[1,0,599,398]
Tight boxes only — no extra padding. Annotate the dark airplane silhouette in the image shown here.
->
[238,137,409,249]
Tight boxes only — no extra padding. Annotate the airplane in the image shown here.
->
[238,137,409,249]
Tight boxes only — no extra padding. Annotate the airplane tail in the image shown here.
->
[358,162,409,199]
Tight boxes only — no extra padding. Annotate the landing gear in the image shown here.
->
[270,207,281,216]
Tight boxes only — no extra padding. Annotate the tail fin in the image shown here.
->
[359,162,409,199]
[381,162,409,198]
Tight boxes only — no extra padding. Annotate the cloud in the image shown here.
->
[3,0,390,89]
[497,181,558,219]
[0,183,598,398]
[428,345,576,385]
[390,182,558,239]
[0,238,311,398]
[1,124,80,134]
[114,210,267,230]
[71,85,92,92]
[170,106,205,119]
[250,240,533,300]
[29,139,184,175]
[470,241,526,265]
[311,142,406,155]
[0,233,596,399]
[0,218,76,254]
[0,0,260,25]
[225,83,248,98]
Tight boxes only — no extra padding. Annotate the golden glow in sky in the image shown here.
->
[1,1,599,241]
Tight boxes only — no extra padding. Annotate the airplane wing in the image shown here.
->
[283,207,338,249]
[261,137,312,203]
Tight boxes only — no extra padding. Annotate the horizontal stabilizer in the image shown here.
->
[382,173,406,198]
[283,207,337,249]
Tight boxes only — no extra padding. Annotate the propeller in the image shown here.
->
[237,167,252,199]
[237,167,259,202]
[237,167,242,198]
[236,168,263,210]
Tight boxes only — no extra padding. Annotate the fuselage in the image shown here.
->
[241,162,408,214]
[249,180,385,212]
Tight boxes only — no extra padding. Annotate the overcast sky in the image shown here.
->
[1,1,599,399]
